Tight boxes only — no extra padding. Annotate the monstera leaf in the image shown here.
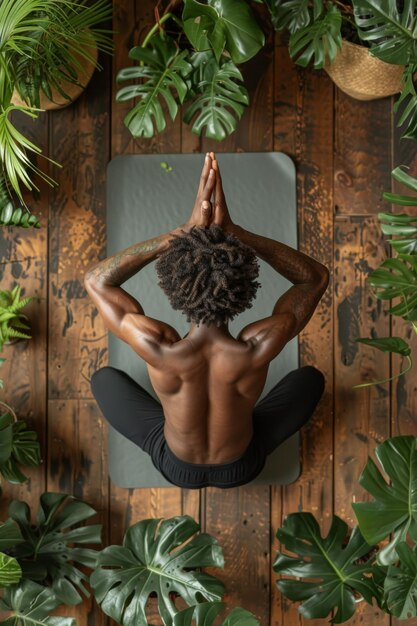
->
[384,542,417,619]
[378,209,417,255]
[183,52,249,140]
[0,413,41,484]
[274,513,379,624]
[354,337,413,388]
[0,519,24,553]
[116,34,192,138]
[91,516,225,626]
[182,0,265,64]
[353,0,417,65]
[267,0,324,33]
[0,553,22,587]
[394,64,417,140]
[9,492,101,605]
[288,3,342,69]
[173,602,259,626]
[0,580,75,626]
[353,436,417,565]
[368,254,417,320]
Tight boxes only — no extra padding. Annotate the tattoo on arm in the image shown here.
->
[85,238,165,287]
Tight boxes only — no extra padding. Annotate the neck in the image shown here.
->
[188,321,229,336]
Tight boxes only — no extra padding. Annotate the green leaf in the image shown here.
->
[0,412,13,465]
[182,0,265,64]
[116,34,192,139]
[91,515,225,626]
[0,414,41,484]
[394,64,417,140]
[288,3,342,69]
[353,436,417,565]
[352,0,417,65]
[9,493,102,606]
[274,513,379,624]
[0,552,22,587]
[183,51,249,140]
[368,255,417,320]
[173,602,259,626]
[267,0,324,33]
[0,579,75,625]
[184,16,211,51]
[356,336,411,357]
[0,519,24,552]
[384,542,417,619]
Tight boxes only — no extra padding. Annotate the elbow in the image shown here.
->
[316,265,330,293]
[84,267,100,296]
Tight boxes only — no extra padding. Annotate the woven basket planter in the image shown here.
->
[325,40,404,101]
[12,39,98,110]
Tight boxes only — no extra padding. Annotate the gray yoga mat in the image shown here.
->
[107,153,299,488]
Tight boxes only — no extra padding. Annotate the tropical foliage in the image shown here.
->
[125,1,417,140]
[356,166,417,386]
[91,515,226,626]
[0,286,33,353]
[0,411,41,484]
[0,504,257,626]
[5,493,102,605]
[116,0,261,140]
[275,435,417,623]
[271,0,417,140]
[0,0,112,210]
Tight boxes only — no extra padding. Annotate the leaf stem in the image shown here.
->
[141,13,183,49]
[353,354,413,389]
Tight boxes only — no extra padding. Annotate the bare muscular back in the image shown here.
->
[147,331,269,464]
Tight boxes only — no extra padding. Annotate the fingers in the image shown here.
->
[197,153,212,198]
[201,167,216,202]
[212,159,225,207]
[201,200,212,227]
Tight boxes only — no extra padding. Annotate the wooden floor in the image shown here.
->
[1,2,415,624]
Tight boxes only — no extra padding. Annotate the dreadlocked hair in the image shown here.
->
[155,225,260,326]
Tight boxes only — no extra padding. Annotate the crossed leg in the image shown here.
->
[252,365,325,456]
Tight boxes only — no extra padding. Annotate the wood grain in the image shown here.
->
[334,94,392,216]
[276,62,335,626]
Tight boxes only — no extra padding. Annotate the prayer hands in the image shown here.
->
[185,152,235,232]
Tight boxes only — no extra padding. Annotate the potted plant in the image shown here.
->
[115,0,264,140]
[267,0,417,137]
[0,0,112,207]
[0,286,34,354]
[0,402,41,484]
[274,435,417,622]
[124,1,417,140]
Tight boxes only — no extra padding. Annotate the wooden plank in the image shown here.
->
[334,93,392,215]
[0,109,48,518]
[333,216,390,626]
[48,65,110,399]
[274,61,334,625]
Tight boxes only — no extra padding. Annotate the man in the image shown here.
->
[85,153,329,489]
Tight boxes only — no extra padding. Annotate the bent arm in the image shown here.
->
[234,225,329,362]
[84,229,183,361]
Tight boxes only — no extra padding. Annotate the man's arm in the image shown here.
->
[234,225,329,362]
[211,155,329,365]
[84,230,183,365]
[85,153,217,365]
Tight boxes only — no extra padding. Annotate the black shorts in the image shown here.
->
[91,365,325,489]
